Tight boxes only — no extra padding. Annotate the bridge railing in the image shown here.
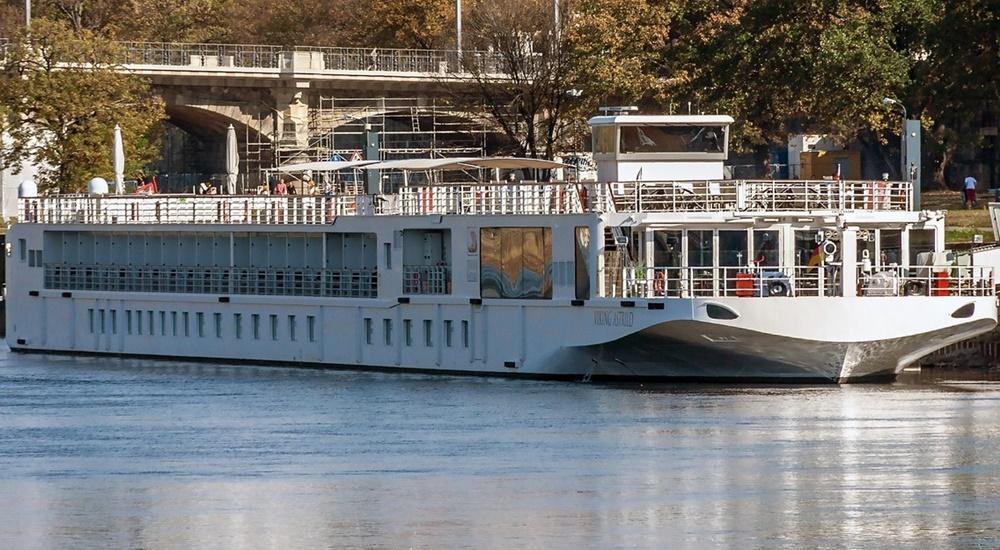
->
[118,41,285,69]
[113,41,502,74]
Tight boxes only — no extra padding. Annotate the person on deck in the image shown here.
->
[275,179,288,195]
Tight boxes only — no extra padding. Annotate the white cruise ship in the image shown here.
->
[5,112,997,382]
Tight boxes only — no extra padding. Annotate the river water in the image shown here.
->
[1,349,999,548]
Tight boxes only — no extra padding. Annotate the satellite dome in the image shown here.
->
[17,179,38,198]
[87,177,109,195]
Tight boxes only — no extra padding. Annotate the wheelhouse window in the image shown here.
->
[619,125,725,154]
[592,125,616,155]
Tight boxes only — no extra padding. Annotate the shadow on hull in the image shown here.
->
[573,319,998,383]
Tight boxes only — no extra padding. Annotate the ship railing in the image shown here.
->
[603,180,911,214]
[402,265,451,294]
[17,179,913,225]
[18,194,380,225]
[858,265,995,297]
[614,264,995,299]
[44,263,379,298]
[397,183,594,216]
[616,266,839,299]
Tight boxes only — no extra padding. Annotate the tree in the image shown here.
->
[663,0,911,173]
[33,0,235,41]
[916,0,1000,187]
[0,20,166,191]
[456,0,577,161]
[356,0,455,49]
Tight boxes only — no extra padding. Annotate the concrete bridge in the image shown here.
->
[116,42,503,176]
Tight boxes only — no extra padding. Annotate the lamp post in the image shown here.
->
[25,0,31,27]
[456,0,462,55]
[882,97,907,181]
[554,0,560,42]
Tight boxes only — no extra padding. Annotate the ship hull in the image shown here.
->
[7,293,995,384]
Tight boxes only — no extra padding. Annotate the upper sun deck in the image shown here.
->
[16,179,913,225]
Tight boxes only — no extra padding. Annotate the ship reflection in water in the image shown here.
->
[1,350,999,547]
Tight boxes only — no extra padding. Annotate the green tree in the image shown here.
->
[0,20,166,191]
[664,0,911,172]
[916,0,1000,187]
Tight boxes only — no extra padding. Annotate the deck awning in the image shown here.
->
[362,157,569,172]
[275,160,376,173]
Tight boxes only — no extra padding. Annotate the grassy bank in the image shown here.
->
[922,190,993,244]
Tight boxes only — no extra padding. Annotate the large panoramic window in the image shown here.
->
[619,125,725,154]
[480,227,552,299]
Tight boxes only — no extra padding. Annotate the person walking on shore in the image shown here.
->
[963,174,978,208]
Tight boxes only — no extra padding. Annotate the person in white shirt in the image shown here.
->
[963,175,978,208]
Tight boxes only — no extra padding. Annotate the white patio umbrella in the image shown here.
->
[225,124,239,194]
[113,124,125,194]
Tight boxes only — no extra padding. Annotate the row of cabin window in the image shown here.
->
[87,308,317,342]
[363,317,469,348]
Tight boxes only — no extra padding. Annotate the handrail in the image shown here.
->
[1,38,504,74]
[613,265,995,299]
[16,179,915,224]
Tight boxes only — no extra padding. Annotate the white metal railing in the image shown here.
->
[603,180,911,213]
[614,265,995,299]
[112,41,502,74]
[19,195,379,225]
[398,184,594,215]
[859,265,995,297]
[617,266,837,299]
[402,265,451,294]
[17,179,914,224]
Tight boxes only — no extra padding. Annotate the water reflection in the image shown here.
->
[1,351,999,547]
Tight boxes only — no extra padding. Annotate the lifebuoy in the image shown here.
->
[903,280,926,296]
[768,280,790,297]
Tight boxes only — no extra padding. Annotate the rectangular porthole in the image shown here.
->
[307,315,316,342]
[183,312,190,337]
[364,317,373,345]
[444,320,453,347]
[111,310,117,335]
[172,311,178,336]
[270,314,278,341]
[234,313,242,339]
[197,312,205,338]
[288,315,296,342]
[383,319,392,346]
[404,319,413,346]
[126,310,133,335]
[99,309,106,334]
[462,320,469,348]
[214,312,222,338]
[148,311,154,335]
[423,320,432,347]
[88,308,94,333]
[160,311,166,336]
[252,314,260,340]
[138,310,144,335]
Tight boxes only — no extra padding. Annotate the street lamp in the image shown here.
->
[882,97,907,181]
[456,0,462,55]
[25,0,31,27]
